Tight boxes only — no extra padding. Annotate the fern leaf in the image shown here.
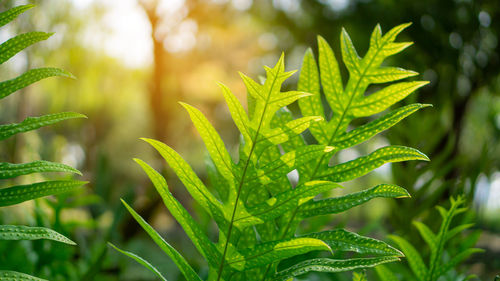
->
[219,82,252,145]
[299,184,409,217]
[445,223,474,241]
[388,235,427,281]
[141,138,227,228]
[0,271,46,281]
[0,5,34,28]
[0,112,86,141]
[227,237,331,271]
[0,225,75,245]
[427,197,472,281]
[350,82,429,117]
[334,104,430,150]
[108,243,168,281]
[0,180,87,207]
[0,68,75,100]
[302,229,403,256]
[180,102,235,183]
[0,161,81,179]
[268,90,311,108]
[364,67,418,84]
[0,32,54,64]
[134,158,220,267]
[273,257,399,281]
[413,221,437,256]
[118,201,202,281]
[297,48,328,144]
[316,146,429,182]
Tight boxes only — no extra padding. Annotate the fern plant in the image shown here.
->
[111,23,429,280]
[0,5,86,280]
[375,197,483,281]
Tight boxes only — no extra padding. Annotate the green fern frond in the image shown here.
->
[385,197,483,281]
[0,5,86,280]
[114,24,430,280]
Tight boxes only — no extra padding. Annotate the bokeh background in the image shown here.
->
[0,0,499,280]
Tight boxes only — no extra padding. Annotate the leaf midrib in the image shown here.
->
[216,62,282,281]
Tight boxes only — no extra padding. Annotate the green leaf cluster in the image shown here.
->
[112,23,430,280]
[0,5,86,280]
[376,196,483,281]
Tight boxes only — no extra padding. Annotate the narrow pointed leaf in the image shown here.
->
[0,5,34,28]
[383,23,412,42]
[298,48,329,143]
[273,257,399,281]
[0,180,87,207]
[108,243,168,281]
[0,32,53,64]
[0,112,86,141]
[219,82,252,144]
[335,104,430,149]
[0,161,81,179]
[134,158,220,267]
[0,225,75,245]
[389,235,427,281]
[269,91,312,108]
[302,229,403,256]
[350,82,429,117]
[318,35,344,112]
[141,138,226,228]
[365,67,418,84]
[317,146,429,182]
[300,184,409,217]
[240,72,265,101]
[445,223,474,241]
[340,28,361,75]
[0,68,75,100]
[382,42,413,57]
[180,102,235,182]
[413,221,437,255]
[226,237,331,271]
[118,201,202,281]
[0,271,46,281]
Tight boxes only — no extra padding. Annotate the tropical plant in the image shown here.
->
[111,23,430,280]
[0,4,86,280]
[375,196,483,281]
